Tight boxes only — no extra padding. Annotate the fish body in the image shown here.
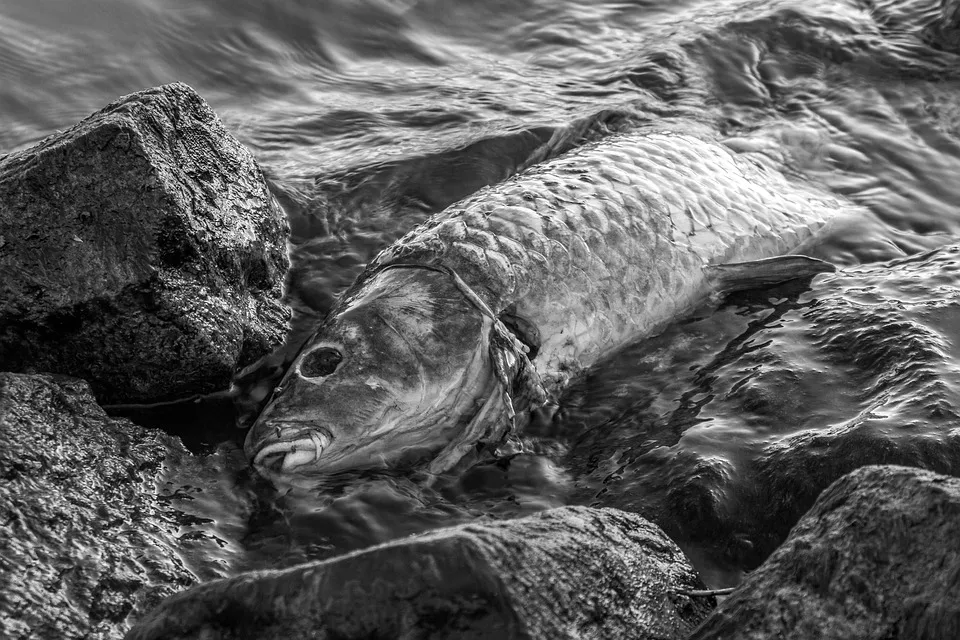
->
[246,131,841,476]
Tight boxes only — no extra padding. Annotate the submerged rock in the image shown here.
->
[0,82,288,403]
[563,244,960,573]
[690,465,960,640]
[739,247,960,560]
[0,372,201,640]
[128,506,713,640]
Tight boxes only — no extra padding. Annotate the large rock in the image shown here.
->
[127,506,714,640]
[0,372,212,640]
[690,465,960,640]
[0,82,288,403]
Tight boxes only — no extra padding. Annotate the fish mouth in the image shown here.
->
[251,424,332,474]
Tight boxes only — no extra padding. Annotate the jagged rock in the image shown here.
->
[690,465,960,640]
[0,82,288,403]
[0,372,205,640]
[127,506,714,640]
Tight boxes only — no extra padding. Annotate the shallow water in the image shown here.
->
[4,0,960,588]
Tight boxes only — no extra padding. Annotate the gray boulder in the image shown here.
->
[0,82,288,403]
[127,506,714,640]
[0,372,211,640]
[690,465,960,640]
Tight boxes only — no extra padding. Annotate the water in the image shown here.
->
[4,0,960,589]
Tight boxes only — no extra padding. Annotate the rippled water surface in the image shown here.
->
[5,0,960,588]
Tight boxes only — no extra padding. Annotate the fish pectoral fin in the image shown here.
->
[705,255,836,295]
[499,307,542,361]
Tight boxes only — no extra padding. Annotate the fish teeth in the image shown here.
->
[252,428,329,471]
[281,447,316,472]
[309,431,327,462]
[253,439,293,467]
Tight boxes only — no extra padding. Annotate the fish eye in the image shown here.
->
[299,347,343,378]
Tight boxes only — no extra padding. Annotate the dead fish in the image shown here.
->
[245,132,841,476]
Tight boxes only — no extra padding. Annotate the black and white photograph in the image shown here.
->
[2,0,960,638]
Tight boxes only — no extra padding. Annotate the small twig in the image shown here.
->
[676,587,736,597]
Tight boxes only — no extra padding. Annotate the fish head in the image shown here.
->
[245,267,498,476]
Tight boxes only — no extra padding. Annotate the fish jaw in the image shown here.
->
[248,423,332,474]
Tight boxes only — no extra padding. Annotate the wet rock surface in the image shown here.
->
[690,465,960,640]
[0,82,289,404]
[127,506,713,640]
[0,372,203,640]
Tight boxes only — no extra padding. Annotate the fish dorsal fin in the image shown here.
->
[705,255,836,295]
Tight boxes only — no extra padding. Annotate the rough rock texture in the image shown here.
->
[0,82,289,403]
[690,465,960,640]
[128,506,713,640]
[0,372,200,640]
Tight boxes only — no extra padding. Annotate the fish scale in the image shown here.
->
[373,130,839,390]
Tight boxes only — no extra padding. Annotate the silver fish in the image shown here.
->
[246,131,841,476]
